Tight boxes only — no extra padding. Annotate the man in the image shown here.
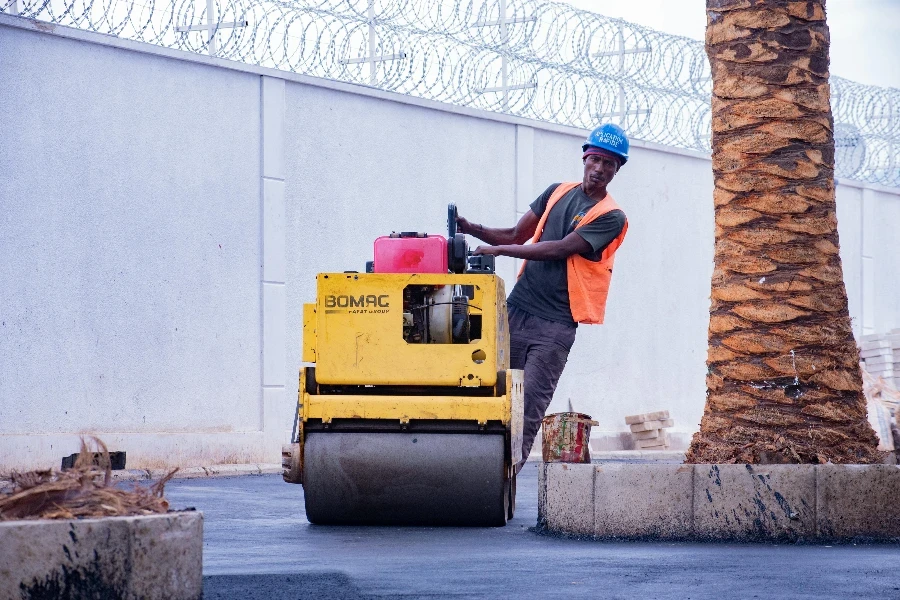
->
[456,123,629,469]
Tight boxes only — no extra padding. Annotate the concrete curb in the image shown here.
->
[538,463,900,542]
[593,450,686,461]
[110,463,282,482]
[529,449,687,462]
[0,512,203,599]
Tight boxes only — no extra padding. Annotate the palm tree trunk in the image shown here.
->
[685,0,881,464]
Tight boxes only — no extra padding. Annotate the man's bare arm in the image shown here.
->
[473,232,592,261]
[456,211,539,246]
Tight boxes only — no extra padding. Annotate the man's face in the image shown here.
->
[582,152,620,189]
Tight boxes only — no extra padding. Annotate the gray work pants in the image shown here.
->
[508,305,576,470]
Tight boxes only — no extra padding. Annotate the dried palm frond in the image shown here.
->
[0,437,178,521]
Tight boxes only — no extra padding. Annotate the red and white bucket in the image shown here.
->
[541,412,598,463]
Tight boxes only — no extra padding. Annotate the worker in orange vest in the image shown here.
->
[457,123,629,470]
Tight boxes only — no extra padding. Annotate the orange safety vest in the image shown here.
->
[517,182,628,325]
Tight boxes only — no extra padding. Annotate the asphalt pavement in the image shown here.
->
[164,461,900,600]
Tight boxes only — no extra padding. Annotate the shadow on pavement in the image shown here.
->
[203,572,371,600]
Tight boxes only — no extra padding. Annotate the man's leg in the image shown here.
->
[508,307,576,470]
[519,335,574,465]
[508,305,529,371]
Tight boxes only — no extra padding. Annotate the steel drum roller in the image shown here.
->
[304,432,508,526]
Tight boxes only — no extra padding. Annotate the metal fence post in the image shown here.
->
[206,0,216,56]
[174,0,246,57]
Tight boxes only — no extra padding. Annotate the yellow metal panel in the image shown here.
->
[305,394,509,425]
[314,273,508,386]
[302,303,317,363]
[297,367,307,421]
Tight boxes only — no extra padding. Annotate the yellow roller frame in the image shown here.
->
[300,369,516,425]
[305,395,509,426]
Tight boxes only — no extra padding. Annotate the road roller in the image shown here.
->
[282,205,524,526]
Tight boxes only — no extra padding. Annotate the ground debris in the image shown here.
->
[0,437,177,521]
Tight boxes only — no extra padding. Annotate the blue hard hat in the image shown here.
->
[582,123,629,165]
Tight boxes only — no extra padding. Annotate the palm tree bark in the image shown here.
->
[685,0,881,464]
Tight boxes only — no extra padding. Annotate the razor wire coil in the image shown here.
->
[4,0,898,187]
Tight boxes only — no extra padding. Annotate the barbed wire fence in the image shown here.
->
[4,0,898,187]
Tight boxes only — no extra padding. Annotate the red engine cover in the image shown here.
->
[373,235,448,273]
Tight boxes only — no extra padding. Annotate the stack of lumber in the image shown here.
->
[625,410,674,450]
[861,330,899,389]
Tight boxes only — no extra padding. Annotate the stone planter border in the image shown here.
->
[0,511,203,599]
[538,463,900,542]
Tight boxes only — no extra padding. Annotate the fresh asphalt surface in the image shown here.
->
[164,461,899,600]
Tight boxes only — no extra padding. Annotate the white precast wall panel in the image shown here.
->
[873,188,900,333]
[833,183,900,338]
[0,26,263,467]
[260,76,289,456]
[834,185,864,338]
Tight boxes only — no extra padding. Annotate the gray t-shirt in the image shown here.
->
[507,183,626,325]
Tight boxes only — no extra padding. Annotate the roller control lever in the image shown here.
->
[447,203,494,274]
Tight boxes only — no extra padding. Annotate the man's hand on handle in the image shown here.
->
[457,210,587,260]
[473,245,500,256]
[474,233,592,261]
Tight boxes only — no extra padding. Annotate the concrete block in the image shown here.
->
[867,369,895,377]
[867,373,895,380]
[624,410,670,424]
[630,419,674,432]
[866,366,895,373]
[861,339,892,351]
[594,464,693,539]
[0,512,202,599]
[816,465,900,539]
[865,363,894,370]
[636,431,668,448]
[633,429,661,440]
[861,345,891,355]
[863,354,893,364]
[636,440,669,449]
[693,465,816,541]
[540,463,595,536]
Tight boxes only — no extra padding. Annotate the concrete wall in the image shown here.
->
[2,15,899,468]
[1,21,267,468]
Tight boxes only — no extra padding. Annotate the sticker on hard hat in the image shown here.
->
[594,132,623,147]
